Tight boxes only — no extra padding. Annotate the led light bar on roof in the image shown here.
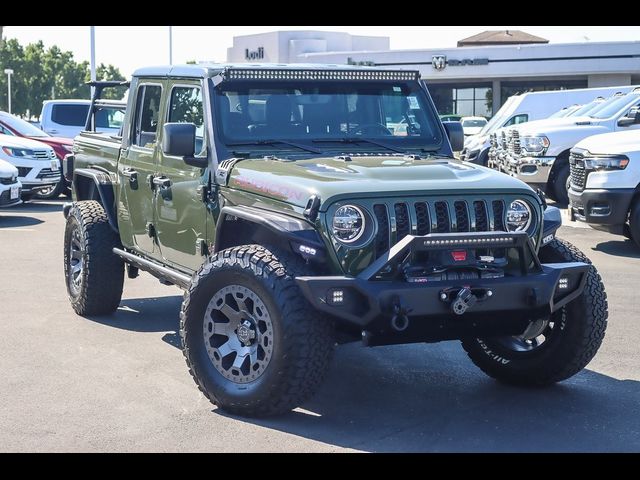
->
[224,68,420,82]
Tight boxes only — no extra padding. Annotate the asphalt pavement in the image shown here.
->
[1,199,639,452]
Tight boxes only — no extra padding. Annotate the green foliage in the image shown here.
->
[0,38,125,117]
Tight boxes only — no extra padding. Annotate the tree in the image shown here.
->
[0,37,125,117]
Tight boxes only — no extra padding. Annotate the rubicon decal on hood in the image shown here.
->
[230,176,307,203]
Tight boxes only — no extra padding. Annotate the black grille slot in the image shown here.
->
[454,201,469,232]
[394,203,410,241]
[414,202,430,235]
[435,202,450,233]
[374,204,389,258]
[492,200,505,231]
[473,201,488,231]
[17,167,31,177]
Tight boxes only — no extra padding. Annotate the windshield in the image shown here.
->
[479,96,516,135]
[590,93,640,120]
[462,119,486,128]
[548,106,577,119]
[214,80,443,152]
[0,113,49,137]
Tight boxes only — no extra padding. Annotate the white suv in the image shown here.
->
[0,158,22,208]
[0,134,60,200]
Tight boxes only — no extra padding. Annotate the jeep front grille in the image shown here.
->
[372,198,508,259]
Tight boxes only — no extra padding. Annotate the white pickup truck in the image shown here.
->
[568,122,640,246]
[490,89,640,204]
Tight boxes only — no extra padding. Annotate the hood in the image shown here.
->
[26,136,73,146]
[575,129,640,155]
[0,158,18,177]
[227,155,535,209]
[463,127,484,136]
[514,116,598,136]
[0,133,55,150]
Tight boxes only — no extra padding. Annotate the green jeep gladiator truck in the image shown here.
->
[62,65,608,417]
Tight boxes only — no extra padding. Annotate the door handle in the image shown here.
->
[152,176,172,189]
[48,129,58,134]
[121,168,137,178]
[122,168,138,190]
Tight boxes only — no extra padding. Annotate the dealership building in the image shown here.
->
[226,30,640,117]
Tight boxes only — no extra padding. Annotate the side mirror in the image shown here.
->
[617,107,640,127]
[442,121,465,152]
[162,123,207,168]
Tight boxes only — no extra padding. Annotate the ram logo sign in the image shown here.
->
[431,55,447,71]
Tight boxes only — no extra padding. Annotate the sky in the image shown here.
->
[4,26,639,76]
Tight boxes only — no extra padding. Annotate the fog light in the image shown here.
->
[558,277,569,290]
[327,289,345,305]
[298,245,317,256]
[590,204,610,216]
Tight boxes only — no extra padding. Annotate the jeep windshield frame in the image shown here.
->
[210,78,445,156]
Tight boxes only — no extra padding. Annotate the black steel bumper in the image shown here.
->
[296,232,588,328]
[569,187,635,234]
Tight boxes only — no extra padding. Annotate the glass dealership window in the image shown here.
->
[430,84,492,118]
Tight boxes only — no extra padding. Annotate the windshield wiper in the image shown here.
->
[311,137,406,154]
[226,139,322,154]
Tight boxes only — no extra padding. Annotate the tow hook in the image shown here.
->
[390,295,412,331]
[439,287,493,316]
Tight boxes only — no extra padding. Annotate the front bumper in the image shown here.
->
[569,187,635,234]
[503,156,555,184]
[297,232,588,331]
[0,183,22,207]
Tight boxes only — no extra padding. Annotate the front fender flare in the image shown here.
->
[215,205,326,261]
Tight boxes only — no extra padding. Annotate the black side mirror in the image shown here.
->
[617,107,640,127]
[162,123,207,168]
[442,121,465,152]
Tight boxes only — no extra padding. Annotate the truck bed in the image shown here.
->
[73,131,122,177]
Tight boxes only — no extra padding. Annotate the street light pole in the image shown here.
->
[169,26,173,65]
[4,68,13,114]
[90,26,96,98]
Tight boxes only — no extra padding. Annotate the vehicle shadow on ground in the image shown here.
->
[13,199,65,214]
[0,215,44,228]
[592,239,640,259]
[84,296,183,348]
[82,295,640,452]
[221,342,640,452]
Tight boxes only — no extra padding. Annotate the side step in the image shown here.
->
[112,248,191,289]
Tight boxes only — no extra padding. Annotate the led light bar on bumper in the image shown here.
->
[223,68,420,82]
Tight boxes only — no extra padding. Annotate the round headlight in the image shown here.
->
[506,200,532,232]
[332,205,365,243]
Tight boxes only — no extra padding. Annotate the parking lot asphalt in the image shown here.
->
[1,199,639,452]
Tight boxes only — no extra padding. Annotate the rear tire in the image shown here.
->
[181,245,334,417]
[461,238,607,386]
[63,200,124,315]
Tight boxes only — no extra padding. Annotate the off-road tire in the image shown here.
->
[63,200,124,315]
[627,197,640,247]
[180,245,334,417]
[461,238,607,386]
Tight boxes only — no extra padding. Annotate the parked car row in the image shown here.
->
[460,84,638,166]
[480,87,640,247]
[0,96,126,207]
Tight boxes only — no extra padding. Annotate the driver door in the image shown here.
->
[154,82,210,271]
